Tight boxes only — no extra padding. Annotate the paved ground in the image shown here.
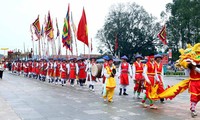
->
[0,71,199,120]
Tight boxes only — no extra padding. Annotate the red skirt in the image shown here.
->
[78,70,86,79]
[69,70,76,79]
[120,73,129,85]
[47,69,53,77]
[24,68,28,73]
[55,69,60,77]
[41,70,47,76]
[60,72,67,79]
[35,68,39,75]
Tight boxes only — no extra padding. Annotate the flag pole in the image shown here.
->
[41,35,44,58]
[51,40,53,57]
[57,35,61,58]
[32,40,34,57]
[23,42,25,54]
[88,44,90,60]
[74,34,78,56]
[44,36,46,58]
[84,43,85,57]
[53,38,57,58]
[47,39,50,57]
[38,38,41,59]
[35,44,37,58]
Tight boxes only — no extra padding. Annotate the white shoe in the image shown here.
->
[137,96,142,99]
[150,105,157,109]
[92,89,95,92]
[71,85,74,87]
[89,87,92,91]
[103,99,107,102]
[191,111,197,118]
[142,103,148,108]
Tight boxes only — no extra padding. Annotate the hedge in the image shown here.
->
[164,71,185,76]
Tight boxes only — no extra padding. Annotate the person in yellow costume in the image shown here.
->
[103,56,117,102]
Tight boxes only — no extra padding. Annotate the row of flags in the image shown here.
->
[31,4,92,57]
[31,3,167,56]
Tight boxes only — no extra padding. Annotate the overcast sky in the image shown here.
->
[0,0,172,56]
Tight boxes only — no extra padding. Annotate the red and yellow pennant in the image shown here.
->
[32,15,41,40]
[45,12,53,37]
[158,25,167,45]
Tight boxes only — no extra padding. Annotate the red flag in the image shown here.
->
[158,25,167,45]
[77,8,88,46]
[114,34,118,51]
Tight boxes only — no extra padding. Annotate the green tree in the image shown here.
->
[162,0,200,61]
[96,2,161,59]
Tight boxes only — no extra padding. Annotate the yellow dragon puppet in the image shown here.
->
[148,43,200,100]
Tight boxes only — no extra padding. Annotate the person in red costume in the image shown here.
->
[23,60,28,77]
[60,58,68,86]
[118,55,132,95]
[47,58,54,83]
[17,60,21,76]
[154,54,165,103]
[67,58,78,87]
[28,59,33,78]
[142,55,158,109]
[53,58,61,85]
[132,54,144,99]
[38,59,43,80]
[40,58,48,81]
[35,60,40,79]
[185,60,200,117]
[77,57,87,87]
[32,59,36,78]
[20,60,24,75]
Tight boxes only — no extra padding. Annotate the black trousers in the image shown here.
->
[0,71,3,79]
